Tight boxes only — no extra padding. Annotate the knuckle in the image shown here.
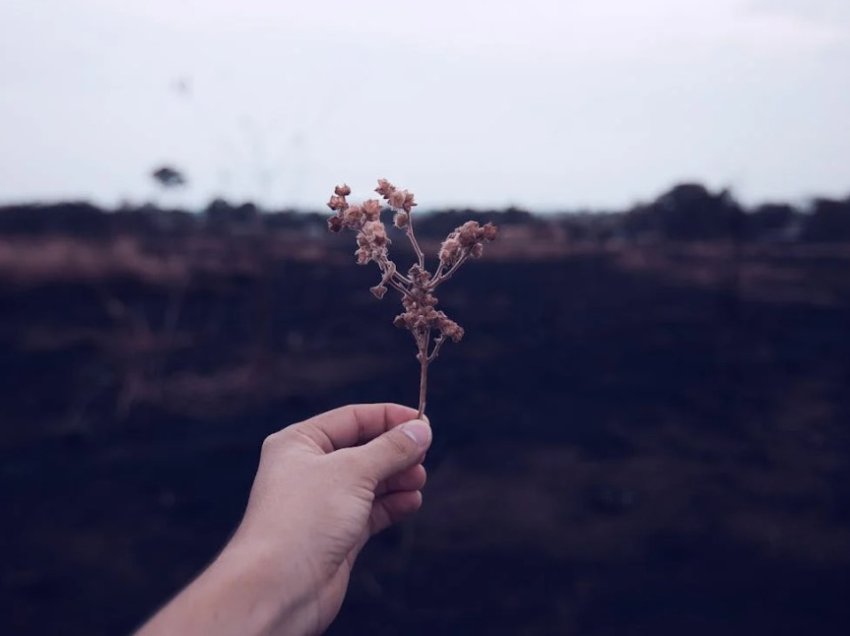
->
[261,430,287,454]
[261,433,276,451]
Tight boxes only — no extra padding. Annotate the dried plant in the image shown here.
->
[327,179,497,418]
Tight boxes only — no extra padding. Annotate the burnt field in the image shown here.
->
[1,218,849,635]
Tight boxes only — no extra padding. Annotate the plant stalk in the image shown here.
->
[417,356,428,419]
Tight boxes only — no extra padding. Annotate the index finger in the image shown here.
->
[288,403,420,452]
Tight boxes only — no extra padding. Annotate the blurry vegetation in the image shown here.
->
[151,166,187,189]
[623,184,744,241]
[802,197,850,242]
[1,182,848,244]
[1,180,847,431]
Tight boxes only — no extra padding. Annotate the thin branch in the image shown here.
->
[405,214,425,268]
[429,254,469,288]
[386,262,412,285]
[387,278,408,296]
[378,259,411,289]
[391,270,412,289]
[432,261,446,281]
[427,334,446,363]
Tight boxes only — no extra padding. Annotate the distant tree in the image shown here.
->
[625,183,744,241]
[801,197,850,242]
[747,203,799,241]
[0,202,108,237]
[203,198,260,232]
[151,166,187,189]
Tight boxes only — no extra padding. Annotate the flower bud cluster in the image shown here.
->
[439,220,498,267]
[391,265,465,343]
[374,178,416,229]
[327,184,389,266]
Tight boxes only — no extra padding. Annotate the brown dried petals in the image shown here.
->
[386,189,416,212]
[386,189,403,209]
[439,221,498,265]
[438,237,462,266]
[362,199,382,221]
[328,215,343,232]
[375,178,396,198]
[351,219,390,266]
[362,220,388,246]
[402,191,417,212]
[438,316,464,342]
[342,205,365,229]
[327,194,348,211]
[394,211,409,228]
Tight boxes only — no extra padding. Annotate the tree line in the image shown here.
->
[0,183,848,243]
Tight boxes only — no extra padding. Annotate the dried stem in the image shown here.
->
[417,359,428,419]
[417,328,430,418]
[326,179,497,420]
[406,214,426,269]
[428,334,447,363]
[429,253,469,288]
[386,278,408,296]
[391,270,412,287]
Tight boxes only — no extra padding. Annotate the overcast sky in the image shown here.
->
[1,0,848,211]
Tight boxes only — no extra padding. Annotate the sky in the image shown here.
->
[1,0,849,211]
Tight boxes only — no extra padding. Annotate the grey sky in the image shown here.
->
[1,0,848,211]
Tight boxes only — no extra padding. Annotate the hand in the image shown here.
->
[235,402,432,633]
[136,403,432,636]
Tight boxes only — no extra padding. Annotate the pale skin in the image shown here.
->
[136,403,432,636]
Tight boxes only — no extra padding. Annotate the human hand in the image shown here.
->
[233,402,432,633]
[136,403,431,636]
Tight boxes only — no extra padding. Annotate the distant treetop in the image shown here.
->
[151,166,187,189]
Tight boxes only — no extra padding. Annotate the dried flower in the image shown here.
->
[362,220,388,246]
[437,315,464,342]
[402,191,416,212]
[439,220,498,267]
[370,285,388,299]
[342,205,365,229]
[394,211,409,228]
[328,215,343,233]
[386,190,403,209]
[438,237,462,266]
[375,178,396,198]
[362,199,382,221]
[327,195,348,211]
[327,180,497,418]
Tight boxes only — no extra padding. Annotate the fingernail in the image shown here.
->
[401,420,431,447]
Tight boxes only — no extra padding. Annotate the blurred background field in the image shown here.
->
[1,190,849,635]
[3,0,850,633]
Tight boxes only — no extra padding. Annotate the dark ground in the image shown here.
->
[1,226,849,635]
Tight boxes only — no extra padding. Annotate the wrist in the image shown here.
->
[211,536,319,636]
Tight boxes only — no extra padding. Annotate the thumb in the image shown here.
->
[352,419,432,484]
